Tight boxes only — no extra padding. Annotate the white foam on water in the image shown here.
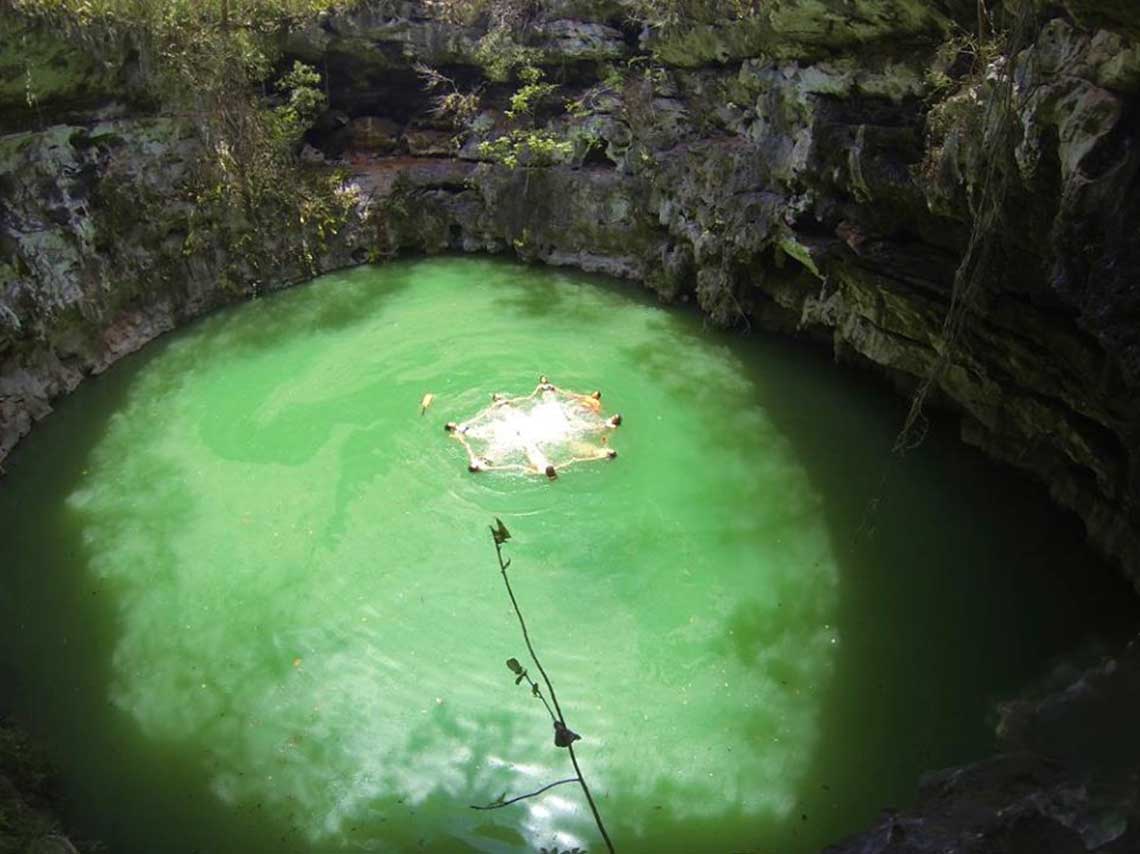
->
[461,391,613,472]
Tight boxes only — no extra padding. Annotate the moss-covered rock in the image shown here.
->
[0,114,372,462]
[644,0,955,67]
[0,21,143,130]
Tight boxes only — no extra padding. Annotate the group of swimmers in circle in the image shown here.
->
[445,376,622,479]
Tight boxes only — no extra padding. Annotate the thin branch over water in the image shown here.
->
[471,777,578,811]
[475,518,616,854]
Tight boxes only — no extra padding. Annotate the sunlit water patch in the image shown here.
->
[1,257,1135,853]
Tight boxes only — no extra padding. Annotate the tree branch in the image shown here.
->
[492,535,566,722]
[470,778,578,810]
[488,521,616,854]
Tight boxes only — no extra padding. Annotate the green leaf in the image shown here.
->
[492,517,512,545]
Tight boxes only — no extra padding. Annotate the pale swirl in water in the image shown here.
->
[63,259,840,852]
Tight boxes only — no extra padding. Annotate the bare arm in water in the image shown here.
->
[560,443,618,470]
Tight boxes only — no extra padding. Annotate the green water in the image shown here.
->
[1,257,1136,854]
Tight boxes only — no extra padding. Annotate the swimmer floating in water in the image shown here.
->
[564,441,618,468]
[446,376,622,478]
[574,389,604,411]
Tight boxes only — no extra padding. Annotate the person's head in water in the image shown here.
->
[445,421,458,432]
[606,448,618,459]
[608,414,623,427]
[545,464,557,480]
[591,390,602,400]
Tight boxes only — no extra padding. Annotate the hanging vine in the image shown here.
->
[894,0,1038,453]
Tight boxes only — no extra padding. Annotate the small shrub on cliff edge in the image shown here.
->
[897,0,1039,452]
[626,0,761,32]
[9,0,361,291]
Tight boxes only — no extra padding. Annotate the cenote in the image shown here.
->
[1,257,1136,853]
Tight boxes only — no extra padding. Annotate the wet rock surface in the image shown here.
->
[826,637,1140,853]
[0,117,373,469]
[0,718,82,854]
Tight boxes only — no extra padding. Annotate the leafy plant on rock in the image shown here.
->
[477,64,574,168]
[9,1,360,290]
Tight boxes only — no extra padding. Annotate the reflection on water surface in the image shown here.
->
[0,258,1134,853]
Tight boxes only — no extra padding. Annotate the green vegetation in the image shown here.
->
[422,0,535,28]
[414,62,482,129]
[478,129,573,168]
[9,0,353,30]
[417,44,578,170]
[417,1,610,170]
[506,65,556,119]
[7,0,362,292]
[420,0,581,166]
[898,0,1037,451]
[624,0,761,31]
[473,25,543,82]
[477,64,575,168]
[484,75,575,167]
[8,0,354,160]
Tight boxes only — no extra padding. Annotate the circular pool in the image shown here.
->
[0,257,1134,853]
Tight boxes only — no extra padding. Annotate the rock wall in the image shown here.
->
[0,119,374,468]
[825,636,1140,853]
